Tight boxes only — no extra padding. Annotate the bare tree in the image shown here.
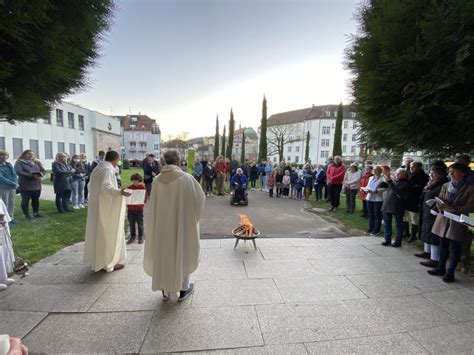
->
[267,124,302,162]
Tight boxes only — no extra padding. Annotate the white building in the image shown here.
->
[266,104,362,165]
[0,101,121,169]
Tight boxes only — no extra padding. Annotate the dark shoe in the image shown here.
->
[415,251,431,259]
[9,219,17,225]
[442,273,455,283]
[126,238,136,245]
[138,239,144,244]
[328,207,334,212]
[24,214,31,220]
[420,260,439,268]
[162,290,170,301]
[407,236,416,243]
[428,268,445,276]
[391,242,401,247]
[178,282,195,302]
[113,263,125,271]
[33,213,41,218]
[381,242,391,246]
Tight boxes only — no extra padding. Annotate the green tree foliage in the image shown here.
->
[240,131,246,163]
[226,109,235,160]
[0,0,115,122]
[345,0,474,156]
[332,102,343,156]
[221,125,226,158]
[258,95,268,162]
[214,115,219,159]
[305,130,310,162]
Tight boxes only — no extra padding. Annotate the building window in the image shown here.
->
[343,145,347,153]
[12,138,23,158]
[29,139,39,158]
[343,121,348,129]
[343,134,347,142]
[333,111,337,117]
[56,109,63,127]
[153,144,159,150]
[273,157,277,163]
[320,151,328,158]
[352,134,357,142]
[351,146,356,154]
[351,112,356,118]
[287,156,291,161]
[295,146,300,153]
[69,143,76,156]
[288,146,292,152]
[78,115,85,131]
[80,144,86,154]
[332,122,335,129]
[129,141,136,147]
[68,112,75,128]
[325,111,330,117]
[353,121,358,129]
[57,142,65,154]
[295,156,299,163]
[322,126,331,135]
[44,141,53,159]
[0,137,4,150]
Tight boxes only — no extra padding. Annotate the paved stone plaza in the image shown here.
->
[1,234,474,354]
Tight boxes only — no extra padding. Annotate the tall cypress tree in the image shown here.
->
[305,130,310,162]
[221,125,226,158]
[213,115,219,159]
[226,109,235,160]
[240,130,246,163]
[258,95,268,162]
[332,102,343,157]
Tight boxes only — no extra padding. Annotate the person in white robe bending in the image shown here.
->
[144,149,205,301]
[84,151,131,273]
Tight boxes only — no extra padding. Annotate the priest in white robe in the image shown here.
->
[144,149,205,301]
[84,151,131,272]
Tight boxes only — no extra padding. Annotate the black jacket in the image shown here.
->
[52,162,72,193]
[143,161,161,183]
[419,179,448,245]
[381,179,410,214]
[405,170,429,212]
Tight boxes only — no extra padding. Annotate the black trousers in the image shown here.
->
[327,184,342,208]
[55,190,70,212]
[20,190,41,216]
[438,237,463,275]
[128,210,144,239]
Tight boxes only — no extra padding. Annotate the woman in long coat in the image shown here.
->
[428,163,474,283]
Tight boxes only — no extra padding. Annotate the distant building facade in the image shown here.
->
[266,105,363,165]
[232,127,258,161]
[0,101,121,169]
[118,114,161,161]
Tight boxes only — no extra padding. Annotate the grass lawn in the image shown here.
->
[9,199,87,265]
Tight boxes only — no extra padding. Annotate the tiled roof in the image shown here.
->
[267,105,356,126]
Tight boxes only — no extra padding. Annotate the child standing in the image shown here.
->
[126,173,147,244]
[267,171,275,198]
[282,170,291,198]
[290,168,298,199]
[295,175,304,200]
[275,169,283,197]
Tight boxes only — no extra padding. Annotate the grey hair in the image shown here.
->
[164,149,181,165]
[396,168,409,179]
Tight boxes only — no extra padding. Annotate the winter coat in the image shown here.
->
[405,170,429,212]
[204,165,216,179]
[193,162,203,177]
[231,174,247,189]
[52,162,73,193]
[315,169,326,185]
[267,175,275,188]
[365,175,387,202]
[295,178,304,190]
[282,175,291,187]
[71,161,88,181]
[265,165,273,175]
[326,163,346,185]
[381,179,409,214]
[250,165,258,180]
[359,171,373,200]
[0,162,17,189]
[290,171,298,184]
[431,181,474,243]
[230,160,239,174]
[14,160,45,192]
[419,179,447,245]
[275,172,284,186]
[343,171,362,190]
[143,160,161,183]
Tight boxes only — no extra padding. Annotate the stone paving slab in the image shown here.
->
[0,311,47,338]
[422,288,474,322]
[175,343,309,354]
[304,333,429,354]
[192,260,248,280]
[141,306,264,353]
[244,259,317,279]
[23,311,154,353]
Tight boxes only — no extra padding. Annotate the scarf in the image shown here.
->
[447,178,465,204]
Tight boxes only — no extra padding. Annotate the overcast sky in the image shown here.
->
[67,0,359,138]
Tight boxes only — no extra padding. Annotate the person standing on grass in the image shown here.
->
[144,149,205,301]
[81,154,92,203]
[52,153,74,213]
[203,161,216,196]
[313,164,326,202]
[84,151,131,273]
[359,163,374,218]
[290,167,298,199]
[326,156,346,212]
[90,150,105,172]
[126,173,147,245]
[70,154,87,209]
[405,162,429,243]
[14,150,45,220]
[343,163,362,214]
[143,154,161,197]
[0,150,18,224]
[215,156,226,196]
[193,159,203,184]
[365,165,387,236]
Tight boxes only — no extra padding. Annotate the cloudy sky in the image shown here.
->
[68,0,359,138]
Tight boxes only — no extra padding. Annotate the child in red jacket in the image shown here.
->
[126,173,147,244]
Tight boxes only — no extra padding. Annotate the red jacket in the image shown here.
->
[359,171,373,200]
[126,183,147,212]
[326,163,346,185]
[216,161,227,174]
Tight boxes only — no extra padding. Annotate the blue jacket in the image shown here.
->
[314,168,326,184]
[303,171,313,188]
[231,174,247,190]
[295,178,304,190]
[265,165,273,175]
[290,171,298,184]
[0,162,17,189]
[257,164,266,176]
[193,162,203,176]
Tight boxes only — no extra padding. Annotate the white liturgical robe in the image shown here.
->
[144,164,205,292]
[84,161,126,272]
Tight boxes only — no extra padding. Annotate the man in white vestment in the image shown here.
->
[84,151,131,273]
[144,149,205,301]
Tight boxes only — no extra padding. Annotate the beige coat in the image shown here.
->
[83,161,126,271]
[143,164,205,292]
[431,182,474,242]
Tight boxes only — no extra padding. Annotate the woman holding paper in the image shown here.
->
[428,163,474,283]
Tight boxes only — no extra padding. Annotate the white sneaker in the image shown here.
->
[0,283,7,291]
[4,278,15,285]
[79,204,85,209]
[73,205,80,210]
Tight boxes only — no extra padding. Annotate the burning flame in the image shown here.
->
[240,214,253,230]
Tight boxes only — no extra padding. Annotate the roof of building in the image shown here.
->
[267,104,356,126]
[119,114,160,133]
[233,127,258,139]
